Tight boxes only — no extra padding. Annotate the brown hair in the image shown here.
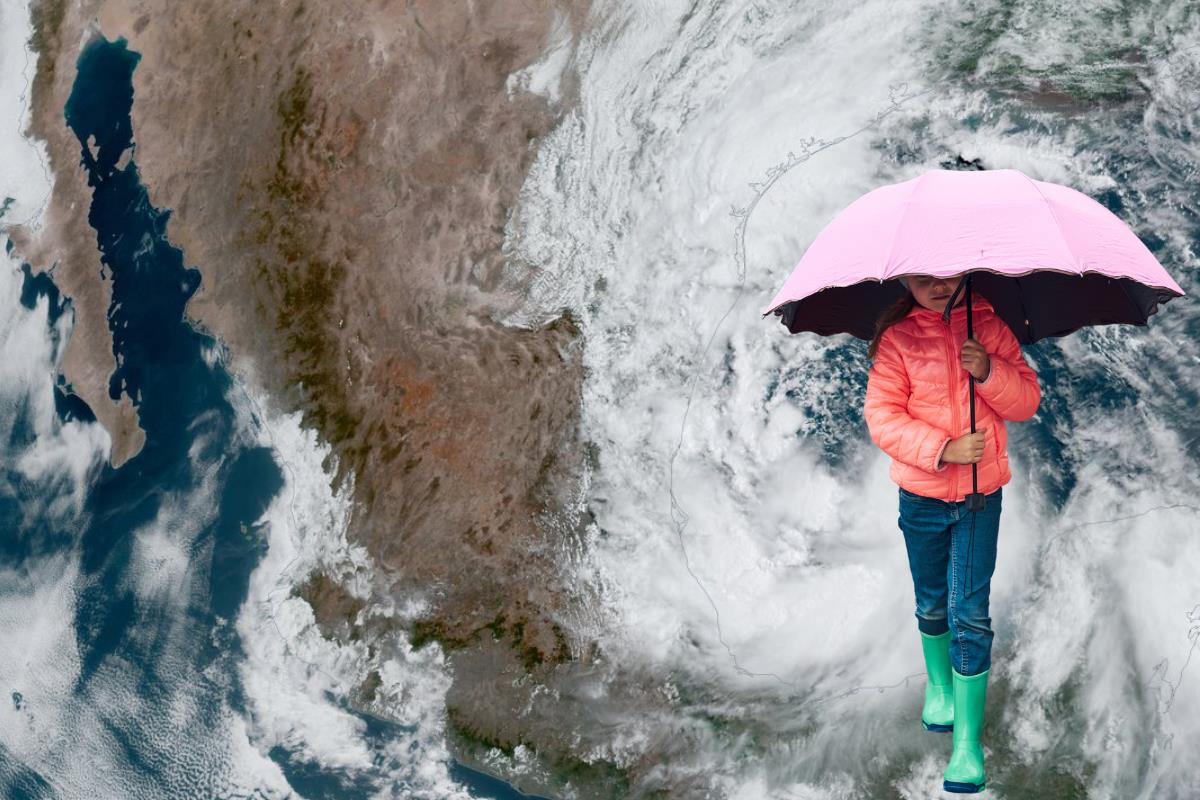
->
[866,290,916,360]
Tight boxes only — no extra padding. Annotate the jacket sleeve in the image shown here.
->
[975,319,1041,422]
[865,329,953,474]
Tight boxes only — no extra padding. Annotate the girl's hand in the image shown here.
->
[961,337,991,382]
[941,427,988,465]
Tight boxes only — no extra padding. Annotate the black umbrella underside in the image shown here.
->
[767,271,1182,344]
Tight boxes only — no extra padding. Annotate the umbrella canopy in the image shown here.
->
[761,168,1186,343]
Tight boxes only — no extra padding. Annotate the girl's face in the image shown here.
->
[907,273,966,313]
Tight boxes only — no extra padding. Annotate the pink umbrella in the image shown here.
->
[761,167,1185,342]
[762,166,1186,510]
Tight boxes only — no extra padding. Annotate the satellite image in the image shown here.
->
[0,0,1198,797]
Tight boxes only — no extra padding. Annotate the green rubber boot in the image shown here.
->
[943,667,989,793]
[919,630,954,732]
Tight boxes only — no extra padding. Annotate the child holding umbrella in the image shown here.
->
[863,271,1041,793]
[762,168,1182,793]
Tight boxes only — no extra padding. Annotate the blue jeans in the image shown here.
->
[897,485,1003,676]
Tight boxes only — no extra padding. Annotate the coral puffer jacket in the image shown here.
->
[864,295,1041,503]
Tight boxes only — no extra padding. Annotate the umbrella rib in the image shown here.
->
[1017,171,1082,271]
[883,172,931,280]
[883,200,913,280]
[1114,276,1148,325]
[1013,274,1034,341]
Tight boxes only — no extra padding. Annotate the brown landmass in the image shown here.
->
[11,0,677,796]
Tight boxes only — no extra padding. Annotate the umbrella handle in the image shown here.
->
[965,273,986,513]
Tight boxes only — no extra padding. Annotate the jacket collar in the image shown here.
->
[905,294,995,325]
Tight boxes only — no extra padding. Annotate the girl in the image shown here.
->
[863,272,1041,794]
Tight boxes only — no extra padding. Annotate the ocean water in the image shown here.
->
[2,0,1199,798]
[0,19,547,800]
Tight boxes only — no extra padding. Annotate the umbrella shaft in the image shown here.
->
[966,274,978,496]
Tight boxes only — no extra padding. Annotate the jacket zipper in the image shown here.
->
[945,317,959,502]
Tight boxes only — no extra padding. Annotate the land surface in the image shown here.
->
[10,1,666,795]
